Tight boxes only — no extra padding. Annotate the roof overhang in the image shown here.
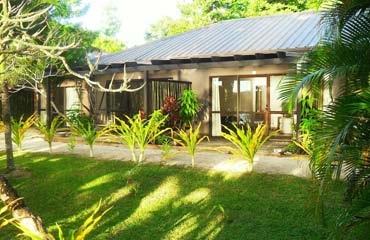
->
[88,52,302,75]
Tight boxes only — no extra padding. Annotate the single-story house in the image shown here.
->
[43,10,328,137]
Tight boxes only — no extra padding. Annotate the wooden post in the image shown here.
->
[143,70,149,116]
[46,78,51,128]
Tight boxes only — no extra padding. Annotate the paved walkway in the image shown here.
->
[0,130,311,178]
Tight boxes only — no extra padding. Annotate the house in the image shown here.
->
[46,11,324,137]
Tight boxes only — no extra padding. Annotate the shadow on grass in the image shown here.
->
[0,152,355,239]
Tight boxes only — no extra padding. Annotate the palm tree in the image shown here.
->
[279,0,370,236]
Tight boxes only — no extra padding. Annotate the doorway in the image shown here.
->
[211,76,268,136]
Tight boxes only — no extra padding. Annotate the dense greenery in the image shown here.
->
[279,0,370,236]
[1,153,364,239]
[145,0,325,40]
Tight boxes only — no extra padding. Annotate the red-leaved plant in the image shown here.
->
[161,96,180,128]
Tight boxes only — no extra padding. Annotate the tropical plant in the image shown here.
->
[71,118,110,158]
[67,134,76,153]
[179,90,199,127]
[221,124,271,172]
[132,110,169,163]
[161,95,180,128]
[37,116,64,153]
[11,113,36,151]
[0,199,111,240]
[173,123,208,168]
[112,110,170,164]
[157,135,172,162]
[278,0,370,235]
[112,116,137,162]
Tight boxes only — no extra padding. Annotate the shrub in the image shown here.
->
[71,118,110,157]
[157,135,172,162]
[112,110,170,164]
[179,90,199,127]
[161,96,180,128]
[221,124,271,172]
[11,113,36,151]
[173,123,208,168]
[37,116,64,153]
[1,199,110,240]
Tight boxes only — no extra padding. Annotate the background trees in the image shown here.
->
[145,0,325,41]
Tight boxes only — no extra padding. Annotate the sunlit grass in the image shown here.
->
[0,152,365,239]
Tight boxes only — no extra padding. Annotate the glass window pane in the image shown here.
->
[219,77,238,113]
[270,76,283,111]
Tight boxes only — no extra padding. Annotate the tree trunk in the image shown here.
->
[89,145,93,157]
[2,81,15,171]
[0,175,51,239]
[48,142,52,154]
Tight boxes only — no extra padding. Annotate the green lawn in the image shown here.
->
[0,153,353,239]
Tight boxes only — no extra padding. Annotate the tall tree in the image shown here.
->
[279,0,370,236]
[0,0,74,171]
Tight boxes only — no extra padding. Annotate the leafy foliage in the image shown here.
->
[145,0,323,40]
[179,90,199,126]
[112,110,170,164]
[0,199,110,240]
[71,117,110,158]
[279,0,370,235]
[161,95,180,128]
[11,113,36,151]
[37,116,64,153]
[221,124,271,171]
[156,135,172,162]
[173,123,208,167]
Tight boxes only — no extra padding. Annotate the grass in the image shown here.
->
[0,152,360,239]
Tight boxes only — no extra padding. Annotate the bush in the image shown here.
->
[221,124,271,172]
[179,90,199,126]
[173,123,208,168]
[37,116,64,153]
[112,110,170,164]
[161,96,180,128]
[11,113,36,151]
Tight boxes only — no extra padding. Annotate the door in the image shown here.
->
[211,76,268,136]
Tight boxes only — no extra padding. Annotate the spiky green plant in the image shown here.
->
[72,119,110,158]
[221,124,271,172]
[157,135,172,162]
[112,110,170,164]
[133,110,170,163]
[112,116,137,162]
[173,123,208,167]
[11,113,36,151]
[0,200,111,240]
[37,116,64,153]
[67,134,76,153]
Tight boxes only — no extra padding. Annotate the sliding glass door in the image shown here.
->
[211,76,267,136]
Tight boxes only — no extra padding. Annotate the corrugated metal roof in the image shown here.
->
[100,11,322,65]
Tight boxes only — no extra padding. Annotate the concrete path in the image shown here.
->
[0,130,311,178]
